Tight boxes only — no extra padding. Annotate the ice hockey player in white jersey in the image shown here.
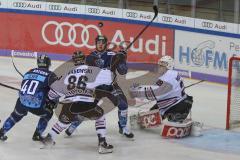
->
[42,51,118,153]
[129,56,194,138]
[65,35,134,139]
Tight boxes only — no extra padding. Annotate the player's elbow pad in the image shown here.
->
[48,89,60,102]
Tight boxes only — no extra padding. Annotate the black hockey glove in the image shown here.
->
[45,97,58,110]
[119,50,127,56]
[111,53,127,72]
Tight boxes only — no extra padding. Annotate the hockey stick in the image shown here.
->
[10,51,38,78]
[0,82,20,91]
[111,6,158,78]
[11,52,24,78]
[125,5,158,51]
[185,80,205,89]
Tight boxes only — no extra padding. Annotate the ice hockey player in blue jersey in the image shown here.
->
[0,55,57,141]
[65,35,134,139]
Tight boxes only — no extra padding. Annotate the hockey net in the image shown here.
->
[226,56,240,130]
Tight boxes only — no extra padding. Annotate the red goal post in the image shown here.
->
[226,56,240,130]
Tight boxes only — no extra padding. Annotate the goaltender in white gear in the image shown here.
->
[129,56,202,138]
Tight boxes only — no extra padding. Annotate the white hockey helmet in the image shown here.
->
[158,56,174,70]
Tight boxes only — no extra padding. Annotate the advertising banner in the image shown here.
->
[174,30,240,79]
[85,5,122,18]
[122,9,158,22]
[195,18,238,34]
[7,0,45,11]
[45,2,85,14]
[0,12,174,63]
[0,0,8,8]
[158,13,195,28]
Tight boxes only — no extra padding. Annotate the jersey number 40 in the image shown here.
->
[21,80,39,95]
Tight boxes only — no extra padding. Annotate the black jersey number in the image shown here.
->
[67,75,88,90]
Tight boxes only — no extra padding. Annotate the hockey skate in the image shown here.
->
[0,128,7,141]
[41,133,55,147]
[32,130,43,141]
[65,128,72,137]
[118,123,134,139]
[98,137,113,154]
[65,125,76,137]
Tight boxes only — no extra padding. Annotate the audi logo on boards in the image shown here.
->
[41,21,102,48]
[13,2,27,8]
[202,22,213,28]
[162,16,173,23]
[13,2,41,8]
[88,8,100,14]
[49,4,62,11]
[126,12,138,18]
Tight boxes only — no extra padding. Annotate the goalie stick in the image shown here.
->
[184,80,205,89]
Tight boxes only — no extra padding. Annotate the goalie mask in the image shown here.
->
[72,51,85,66]
[95,35,108,52]
[158,56,174,70]
[37,54,51,69]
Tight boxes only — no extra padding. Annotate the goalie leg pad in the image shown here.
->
[129,114,140,130]
[191,121,204,137]
[161,120,193,138]
[138,109,162,128]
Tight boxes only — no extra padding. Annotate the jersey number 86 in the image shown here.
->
[67,75,88,90]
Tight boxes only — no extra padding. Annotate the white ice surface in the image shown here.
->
[0,57,239,160]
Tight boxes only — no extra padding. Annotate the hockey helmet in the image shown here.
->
[95,35,108,52]
[158,56,174,70]
[72,51,85,65]
[37,54,51,69]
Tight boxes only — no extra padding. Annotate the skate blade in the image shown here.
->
[40,144,55,149]
[40,142,55,149]
[98,149,113,154]
[120,134,135,141]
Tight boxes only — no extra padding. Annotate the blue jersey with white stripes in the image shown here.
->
[19,68,55,109]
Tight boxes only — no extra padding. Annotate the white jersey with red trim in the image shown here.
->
[48,64,113,103]
[155,70,186,115]
[129,69,186,115]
